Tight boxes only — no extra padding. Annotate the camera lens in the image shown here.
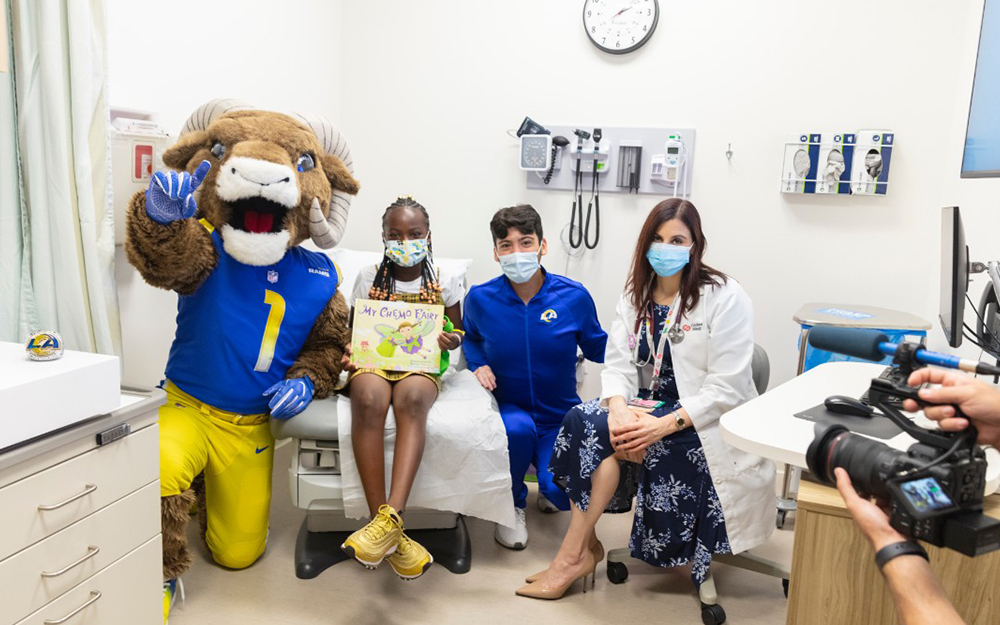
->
[806,423,904,499]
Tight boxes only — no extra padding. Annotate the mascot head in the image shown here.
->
[164,99,360,266]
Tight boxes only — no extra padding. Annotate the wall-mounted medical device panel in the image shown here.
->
[568,143,610,174]
[520,134,553,171]
[110,109,174,245]
[649,134,690,196]
[781,129,892,195]
[524,125,695,196]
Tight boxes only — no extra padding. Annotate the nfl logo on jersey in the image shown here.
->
[267,271,279,284]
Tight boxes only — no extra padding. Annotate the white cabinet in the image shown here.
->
[13,537,162,625]
[0,425,159,562]
[0,390,164,625]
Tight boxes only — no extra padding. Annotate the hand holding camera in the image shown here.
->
[835,467,908,552]
[806,328,1000,557]
[904,368,1000,449]
[808,371,1000,557]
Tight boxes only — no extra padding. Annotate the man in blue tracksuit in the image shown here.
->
[464,205,607,550]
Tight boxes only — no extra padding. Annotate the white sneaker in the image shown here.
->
[536,494,560,513]
[494,507,528,550]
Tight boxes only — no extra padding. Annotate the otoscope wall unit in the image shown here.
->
[523,125,696,197]
[781,130,893,195]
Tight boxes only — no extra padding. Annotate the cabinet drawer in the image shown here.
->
[0,425,158,561]
[0,482,160,624]
[14,536,161,625]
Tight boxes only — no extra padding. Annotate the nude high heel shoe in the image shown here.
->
[592,538,605,564]
[515,551,596,600]
[524,539,604,583]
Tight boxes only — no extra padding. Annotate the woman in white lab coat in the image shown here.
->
[516,199,775,600]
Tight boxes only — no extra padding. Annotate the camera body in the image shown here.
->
[807,375,1000,557]
[885,448,989,550]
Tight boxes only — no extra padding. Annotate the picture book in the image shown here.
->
[351,299,444,374]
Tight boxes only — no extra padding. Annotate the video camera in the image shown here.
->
[805,327,1000,557]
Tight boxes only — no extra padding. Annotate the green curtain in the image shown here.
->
[0,0,35,343]
[2,0,119,355]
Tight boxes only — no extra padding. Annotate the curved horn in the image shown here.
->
[291,112,354,249]
[309,198,340,249]
[180,98,255,136]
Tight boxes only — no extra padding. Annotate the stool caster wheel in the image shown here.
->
[783,578,790,598]
[776,509,788,529]
[701,602,726,625]
[606,561,628,584]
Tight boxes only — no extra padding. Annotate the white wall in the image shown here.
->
[106,0,344,386]
[105,0,993,390]
[338,1,979,392]
[106,0,344,134]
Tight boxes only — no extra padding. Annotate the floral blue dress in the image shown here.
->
[549,303,731,586]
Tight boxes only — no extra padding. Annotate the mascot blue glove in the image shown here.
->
[145,160,212,224]
[264,376,314,420]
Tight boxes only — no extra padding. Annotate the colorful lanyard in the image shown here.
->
[644,294,680,394]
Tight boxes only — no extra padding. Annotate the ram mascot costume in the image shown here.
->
[126,99,358,602]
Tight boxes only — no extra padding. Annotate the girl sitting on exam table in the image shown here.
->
[516,199,775,600]
[339,196,465,580]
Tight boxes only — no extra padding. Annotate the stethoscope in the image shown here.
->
[569,128,601,250]
[630,295,684,391]
[569,129,589,250]
[584,128,602,249]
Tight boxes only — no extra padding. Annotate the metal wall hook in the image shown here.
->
[726,143,733,160]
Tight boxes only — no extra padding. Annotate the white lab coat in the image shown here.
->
[601,278,776,555]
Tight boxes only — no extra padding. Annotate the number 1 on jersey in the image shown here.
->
[255,290,286,372]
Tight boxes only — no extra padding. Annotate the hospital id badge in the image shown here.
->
[628,398,664,410]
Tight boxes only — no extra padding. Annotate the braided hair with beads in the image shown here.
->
[368,197,442,305]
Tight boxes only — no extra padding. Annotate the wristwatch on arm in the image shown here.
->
[875,541,929,570]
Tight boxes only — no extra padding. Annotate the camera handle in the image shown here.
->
[869,377,980,452]
[891,342,921,379]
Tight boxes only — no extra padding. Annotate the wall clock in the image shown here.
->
[583,0,659,55]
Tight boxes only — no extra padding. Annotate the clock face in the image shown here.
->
[583,0,659,55]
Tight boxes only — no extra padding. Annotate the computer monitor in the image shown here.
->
[963,1,1000,177]
[940,207,969,348]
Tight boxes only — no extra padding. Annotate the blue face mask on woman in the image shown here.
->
[646,242,691,277]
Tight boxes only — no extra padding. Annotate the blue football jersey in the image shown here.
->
[165,227,341,414]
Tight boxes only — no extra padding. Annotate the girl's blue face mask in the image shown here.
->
[646,242,691,277]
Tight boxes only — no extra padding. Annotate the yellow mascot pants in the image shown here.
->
[159,382,274,569]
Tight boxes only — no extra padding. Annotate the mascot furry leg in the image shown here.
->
[162,490,197,579]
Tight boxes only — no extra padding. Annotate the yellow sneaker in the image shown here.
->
[162,578,183,623]
[388,532,434,580]
[341,504,403,568]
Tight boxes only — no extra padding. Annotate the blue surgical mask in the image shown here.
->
[385,238,428,267]
[499,251,541,284]
[646,242,691,277]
